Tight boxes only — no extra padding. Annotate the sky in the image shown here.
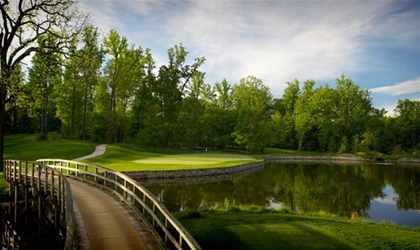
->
[79,0,420,115]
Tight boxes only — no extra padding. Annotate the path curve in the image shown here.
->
[73,144,108,161]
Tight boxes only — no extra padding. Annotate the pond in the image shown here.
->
[143,162,420,227]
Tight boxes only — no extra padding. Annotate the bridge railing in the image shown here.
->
[3,159,75,250]
[37,159,201,250]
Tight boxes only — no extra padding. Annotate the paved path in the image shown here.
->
[73,144,108,161]
[69,145,164,250]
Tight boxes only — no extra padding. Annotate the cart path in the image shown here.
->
[73,144,108,161]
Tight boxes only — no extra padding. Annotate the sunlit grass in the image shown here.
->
[177,209,420,250]
[83,143,260,171]
[4,134,98,161]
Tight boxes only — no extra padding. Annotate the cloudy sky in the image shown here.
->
[79,0,420,114]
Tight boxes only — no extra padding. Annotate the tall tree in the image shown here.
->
[152,44,205,147]
[394,99,420,151]
[232,75,272,153]
[28,34,63,140]
[215,78,233,109]
[294,79,315,150]
[102,29,146,143]
[310,84,337,151]
[0,0,87,169]
[56,25,103,140]
[180,71,206,147]
[334,75,373,152]
[277,79,300,149]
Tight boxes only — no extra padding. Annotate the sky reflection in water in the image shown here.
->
[144,162,420,227]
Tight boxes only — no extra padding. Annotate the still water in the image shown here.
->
[143,162,420,227]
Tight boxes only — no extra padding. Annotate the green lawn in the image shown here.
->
[3,134,420,249]
[177,209,420,250]
[4,134,98,161]
[83,143,260,171]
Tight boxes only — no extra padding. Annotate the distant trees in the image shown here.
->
[1,14,419,156]
[394,99,420,152]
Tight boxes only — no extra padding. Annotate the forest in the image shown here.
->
[1,0,419,158]
[3,25,420,155]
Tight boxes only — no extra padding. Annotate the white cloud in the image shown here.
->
[370,77,420,96]
[78,0,420,98]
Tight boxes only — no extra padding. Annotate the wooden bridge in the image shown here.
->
[2,159,201,250]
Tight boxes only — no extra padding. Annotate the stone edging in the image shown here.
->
[263,155,365,162]
[124,155,366,182]
[397,158,420,163]
[123,161,264,181]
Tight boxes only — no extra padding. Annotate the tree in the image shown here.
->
[394,99,420,151]
[334,75,373,152]
[277,79,300,149]
[0,0,87,169]
[180,71,206,147]
[310,84,337,151]
[28,34,63,140]
[151,44,205,147]
[294,79,315,150]
[101,29,146,143]
[232,75,272,153]
[56,25,103,140]
[215,78,233,109]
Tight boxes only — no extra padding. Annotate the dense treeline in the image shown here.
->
[4,27,420,155]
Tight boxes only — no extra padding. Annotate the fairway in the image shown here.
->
[133,153,255,165]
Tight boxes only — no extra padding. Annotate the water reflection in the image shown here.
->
[143,162,420,227]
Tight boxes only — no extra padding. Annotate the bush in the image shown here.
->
[175,209,203,220]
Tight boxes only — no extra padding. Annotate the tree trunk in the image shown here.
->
[0,87,5,171]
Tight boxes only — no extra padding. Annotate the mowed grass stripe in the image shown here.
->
[84,144,260,171]
[133,153,255,165]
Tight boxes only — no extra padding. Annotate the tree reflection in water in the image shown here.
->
[144,162,420,226]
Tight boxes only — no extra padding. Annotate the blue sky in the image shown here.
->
[79,0,420,115]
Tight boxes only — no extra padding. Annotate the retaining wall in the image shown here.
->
[125,163,264,185]
[124,155,367,184]
[263,155,365,163]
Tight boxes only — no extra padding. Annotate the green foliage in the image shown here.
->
[231,76,272,153]
[0,173,9,196]
[174,210,203,220]
[2,16,419,157]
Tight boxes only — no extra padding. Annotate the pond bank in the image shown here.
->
[123,154,365,183]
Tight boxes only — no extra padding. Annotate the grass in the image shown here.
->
[177,208,420,250]
[0,172,8,198]
[3,134,420,249]
[83,143,260,171]
[4,134,98,161]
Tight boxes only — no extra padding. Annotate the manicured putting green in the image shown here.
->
[134,153,255,165]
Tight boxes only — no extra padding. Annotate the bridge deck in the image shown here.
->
[69,179,164,250]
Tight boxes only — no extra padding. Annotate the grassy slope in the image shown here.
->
[178,210,420,250]
[4,134,98,161]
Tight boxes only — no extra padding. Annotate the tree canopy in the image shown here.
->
[1,3,419,162]
[1,0,88,170]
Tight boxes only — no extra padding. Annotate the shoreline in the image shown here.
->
[124,154,370,184]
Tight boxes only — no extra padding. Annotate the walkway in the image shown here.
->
[70,145,164,250]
